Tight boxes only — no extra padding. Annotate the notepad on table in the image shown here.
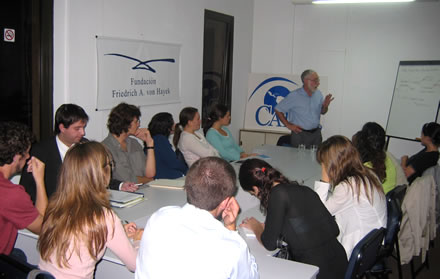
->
[147,178,185,190]
[109,189,144,208]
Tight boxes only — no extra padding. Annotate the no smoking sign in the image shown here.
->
[4,28,15,42]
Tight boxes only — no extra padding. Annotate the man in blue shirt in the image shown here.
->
[275,70,334,148]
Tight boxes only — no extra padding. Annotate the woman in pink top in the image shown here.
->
[38,141,142,279]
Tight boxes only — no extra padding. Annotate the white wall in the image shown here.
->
[53,0,254,142]
[54,0,439,158]
[252,0,440,158]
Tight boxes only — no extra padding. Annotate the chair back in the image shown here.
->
[276,135,291,147]
[0,253,32,279]
[388,184,407,208]
[175,148,188,168]
[27,270,54,279]
[344,228,385,279]
[382,185,407,255]
[0,254,54,279]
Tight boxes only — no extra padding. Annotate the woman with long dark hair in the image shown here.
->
[315,135,386,259]
[352,122,397,194]
[173,107,219,167]
[401,122,440,184]
[38,141,142,278]
[204,104,257,161]
[148,112,188,179]
[239,159,347,279]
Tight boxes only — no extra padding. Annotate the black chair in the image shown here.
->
[371,185,407,279]
[27,270,55,279]
[276,135,291,147]
[344,228,386,279]
[175,148,188,168]
[0,254,54,279]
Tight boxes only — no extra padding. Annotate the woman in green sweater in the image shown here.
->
[353,122,397,194]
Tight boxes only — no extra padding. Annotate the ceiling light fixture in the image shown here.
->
[312,0,415,4]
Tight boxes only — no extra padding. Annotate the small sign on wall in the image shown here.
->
[96,36,181,110]
[4,28,15,42]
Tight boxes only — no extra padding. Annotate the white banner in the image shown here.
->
[244,73,328,132]
[96,36,181,110]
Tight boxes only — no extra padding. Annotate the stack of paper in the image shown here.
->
[147,178,185,190]
[109,189,145,208]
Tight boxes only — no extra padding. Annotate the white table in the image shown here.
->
[16,145,321,279]
[250,144,321,188]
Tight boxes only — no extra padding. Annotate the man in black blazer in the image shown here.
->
[20,104,138,202]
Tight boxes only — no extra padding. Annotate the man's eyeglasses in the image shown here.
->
[306,78,320,83]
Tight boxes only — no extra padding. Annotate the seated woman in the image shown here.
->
[315,135,387,259]
[401,122,440,184]
[239,159,347,279]
[173,107,219,167]
[352,122,397,194]
[204,104,257,161]
[148,112,188,179]
[102,103,155,184]
[38,141,143,278]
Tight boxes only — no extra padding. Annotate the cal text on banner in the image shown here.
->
[245,73,327,132]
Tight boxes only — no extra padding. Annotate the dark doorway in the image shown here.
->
[0,0,53,141]
[202,10,234,128]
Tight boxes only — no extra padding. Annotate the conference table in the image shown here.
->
[16,144,322,279]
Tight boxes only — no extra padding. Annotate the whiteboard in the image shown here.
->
[386,61,440,141]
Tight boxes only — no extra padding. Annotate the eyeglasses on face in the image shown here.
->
[306,78,320,83]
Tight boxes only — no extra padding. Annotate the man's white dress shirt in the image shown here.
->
[135,203,259,279]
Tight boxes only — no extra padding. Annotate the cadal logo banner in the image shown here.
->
[244,73,327,132]
[96,36,180,110]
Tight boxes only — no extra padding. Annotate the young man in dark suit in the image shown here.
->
[20,104,138,202]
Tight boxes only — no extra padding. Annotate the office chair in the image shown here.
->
[276,135,291,147]
[344,228,386,279]
[0,254,54,279]
[371,185,407,279]
[175,148,188,168]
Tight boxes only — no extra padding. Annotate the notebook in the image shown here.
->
[147,178,185,190]
[109,189,144,208]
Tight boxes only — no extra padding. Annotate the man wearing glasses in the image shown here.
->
[275,69,334,148]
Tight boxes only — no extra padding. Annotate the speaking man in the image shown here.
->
[275,69,334,148]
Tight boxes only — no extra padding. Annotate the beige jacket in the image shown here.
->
[398,175,436,264]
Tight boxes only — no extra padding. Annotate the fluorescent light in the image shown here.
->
[312,0,415,4]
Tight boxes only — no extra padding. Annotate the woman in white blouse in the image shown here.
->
[173,107,219,166]
[314,135,387,259]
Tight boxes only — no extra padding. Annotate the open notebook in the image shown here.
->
[108,189,145,208]
[147,177,185,190]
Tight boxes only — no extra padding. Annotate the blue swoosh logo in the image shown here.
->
[105,53,175,73]
[248,77,297,101]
